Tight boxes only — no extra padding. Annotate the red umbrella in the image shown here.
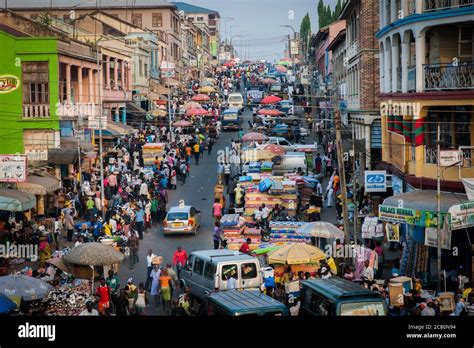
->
[260,95,282,105]
[223,61,235,67]
[192,94,210,102]
[184,101,202,110]
[241,132,269,142]
[275,65,287,73]
[174,120,193,127]
[186,108,209,116]
[261,78,278,85]
[263,144,286,156]
[258,108,283,116]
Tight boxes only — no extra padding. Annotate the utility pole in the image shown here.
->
[334,102,350,243]
[96,43,106,222]
[437,122,442,291]
[352,124,358,245]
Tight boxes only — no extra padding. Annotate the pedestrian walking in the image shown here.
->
[134,206,145,239]
[223,162,232,186]
[212,198,223,223]
[145,249,155,291]
[159,268,172,312]
[193,142,200,165]
[128,231,139,269]
[172,245,188,279]
[213,221,222,250]
[64,210,74,243]
[150,265,161,307]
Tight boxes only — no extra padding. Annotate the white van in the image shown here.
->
[272,152,307,175]
[180,250,263,300]
[227,93,244,113]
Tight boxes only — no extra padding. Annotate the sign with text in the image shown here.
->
[378,205,448,228]
[365,170,387,192]
[440,150,460,167]
[0,155,27,182]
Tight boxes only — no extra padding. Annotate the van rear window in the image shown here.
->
[222,264,238,281]
[241,263,257,279]
[340,302,386,316]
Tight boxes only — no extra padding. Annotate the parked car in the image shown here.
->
[227,93,244,113]
[299,277,389,316]
[163,204,201,235]
[180,250,263,300]
[271,152,307,175]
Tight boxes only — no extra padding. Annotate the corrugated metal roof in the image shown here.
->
[6,0,174,10]
[174,2,218,14]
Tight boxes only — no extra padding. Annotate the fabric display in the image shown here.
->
[400,230,429,277]
[248,162,261,173]
[141,143,165,166]
[220,214,261,251]
[261,162,273,172]
[269,221,311,244]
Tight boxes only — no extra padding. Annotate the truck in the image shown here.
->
[221,108,241,131]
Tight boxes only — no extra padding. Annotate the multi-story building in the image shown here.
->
[339,0,381,169]
[8,0,183,85]
[377,0,474,192]
[327,29,348,124]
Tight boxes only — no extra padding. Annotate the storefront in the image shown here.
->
[379,190,474,287]
[16,174,61,216]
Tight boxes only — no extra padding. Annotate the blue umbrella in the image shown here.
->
[0,293,17,313]
[0,275,51,301]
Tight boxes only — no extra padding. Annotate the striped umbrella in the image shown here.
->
[184,102,202,110]
[192,94,210,102]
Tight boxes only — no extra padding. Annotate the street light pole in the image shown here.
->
[437,122,442,291]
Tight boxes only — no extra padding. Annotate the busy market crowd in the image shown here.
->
[0,59,473,318]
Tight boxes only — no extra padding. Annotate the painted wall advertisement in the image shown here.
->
[0,154,27,182]
[378,205,447,228]
[391,176,403,196]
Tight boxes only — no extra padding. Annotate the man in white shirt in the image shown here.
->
[79,302,99,316]
[362,260,374,282]
[226,274,237,290]
[261,204,270,229]
[145,249,156,291]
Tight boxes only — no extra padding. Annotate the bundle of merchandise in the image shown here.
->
[220,214,244,238]
[260,161,273,172]
[142,143,166,166]
[43,279,94,316]
[248,161,261,173]
[244,192,297,216]
[269,221,311,244]
[361,216,384,240]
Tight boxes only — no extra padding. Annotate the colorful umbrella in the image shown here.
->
[263,143,286,156]
[174,120,193,127]
[258,108,283,116]
[184,102,202,110]
[268,244,326,265]
[275,65,288,73]
[260,95,282,104]
[202,78,217,84]
[296,221,345,240]
[261,78,278,85]
[241,132,269,142]
[277,60,292,66]
[152,109,167,117]
[0,293,16,314]
[186,108,209,116]
[0,275,52,301]
[192,94,210,102]
[198,86,216,94]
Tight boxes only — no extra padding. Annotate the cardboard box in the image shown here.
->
[389,283,404,307]
[390,276,413,293]
[438,292,455,312]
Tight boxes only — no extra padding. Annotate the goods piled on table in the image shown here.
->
[142,143,166,166]
[220,214,261,251]
[43,280,94,316]
[269,221,311,244]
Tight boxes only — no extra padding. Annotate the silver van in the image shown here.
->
[272,152,307,175]
[180,250,263,300]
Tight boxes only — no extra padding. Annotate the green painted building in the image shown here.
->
[0,28,60,156]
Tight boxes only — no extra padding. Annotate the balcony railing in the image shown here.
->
[346,40,358,61]
[425,146,438,165]
[396,66,402,92]
[56,102,99,119]
[23,104,50,118]
[424,62,474,91]
[408,66,416,91]
[424,0,474,11]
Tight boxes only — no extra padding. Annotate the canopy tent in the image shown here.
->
[64,243,124,266]
[16,174,61,196]
[0,188,36,211]
[268,244,326,265]
[47,148,78,165]
[95,121,135,138]
[0,275,51,301]
[297,221,345,239]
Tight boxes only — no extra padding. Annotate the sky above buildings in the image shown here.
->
[175,0,338,61]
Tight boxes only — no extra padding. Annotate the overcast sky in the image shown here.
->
[175,0,338,61]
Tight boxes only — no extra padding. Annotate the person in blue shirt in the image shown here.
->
[91,216,103,241]
[134,207,145,240]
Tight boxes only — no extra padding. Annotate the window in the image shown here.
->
[340,301,386,316]
[167,212,188,220]
[144,63,148,78]
[22,62,49,104]
[197,17,204,21]
[203,262,216,280]
[193,258,204,275]
[308,293,331,316]
[152,13,163,27]
[241,263,257,279]
[221,264,238,281]
[139,60,143,76]
[189,17,194,21]
[458,27,473,61]
[131,13,142,27]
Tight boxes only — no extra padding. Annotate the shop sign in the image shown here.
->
[448,201,474,230]
[0,75,20,94]
[0,154,27,182]
[378,205,447,228]
[440,150,460,167]
[424,222,451,250]
[365,170,387,192]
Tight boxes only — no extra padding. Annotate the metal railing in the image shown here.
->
[425,146,438,165]
[408,66,416,91]
[424,62,474,90]
[424,0,474,11]
[23,104,50,118]
[396,66,402,92]
[461,148,473,167]
[408,0,417,14]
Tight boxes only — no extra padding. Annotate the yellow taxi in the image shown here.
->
[163,201,201,236]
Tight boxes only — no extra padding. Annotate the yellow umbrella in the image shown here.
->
[198,86,216,94]
[268,244,326,265]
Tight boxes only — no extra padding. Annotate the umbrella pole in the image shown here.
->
[91,265,94,295]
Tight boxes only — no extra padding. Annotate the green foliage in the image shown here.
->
[318,0,344,29]
[37,11,52,28]
[300,13,311,55]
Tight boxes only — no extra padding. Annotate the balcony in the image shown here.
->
[408,66,416,92]
[346,40,358,61]
[56,102,100,120]
[424,0,474,12]
[23,104,50,118]
[424,62,473,91]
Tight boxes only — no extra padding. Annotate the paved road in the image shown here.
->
[117,108,251,314]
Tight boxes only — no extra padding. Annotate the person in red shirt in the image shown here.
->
[172,245,188,279]
[239,238,251,254]
[96,278,111,315]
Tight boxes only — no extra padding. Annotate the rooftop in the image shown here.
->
[174,2,219,15]
[5,0,176,10]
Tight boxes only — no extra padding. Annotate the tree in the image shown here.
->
[300,13,311,56]
[37,11,52,28]
[317,0,344,29]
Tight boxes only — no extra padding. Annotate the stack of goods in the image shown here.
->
[269,221,311,245]
[142,143,166,166]
[220,214,262,251]
[248,162,261,173]
[43,280,94,316]
[261,162,273,172]
[361,216,384,240]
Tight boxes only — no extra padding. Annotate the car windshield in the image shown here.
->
[340,302,386,316]
[229,96,242,102]
[167,212,188,220]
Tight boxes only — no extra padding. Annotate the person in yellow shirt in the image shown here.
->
[463,282,472,300]
[193,143,200,165]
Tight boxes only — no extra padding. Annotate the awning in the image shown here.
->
[16,174,61,195]
[95,121,135,138]
[153,85,170,95]
[48,148,78,165]
[60,137,95,152]
[379,190,474,229]
[0,188,36,212]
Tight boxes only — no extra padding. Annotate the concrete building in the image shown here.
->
[377,0,474,192]
[339,0,381,169]
[327,29,348,124]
